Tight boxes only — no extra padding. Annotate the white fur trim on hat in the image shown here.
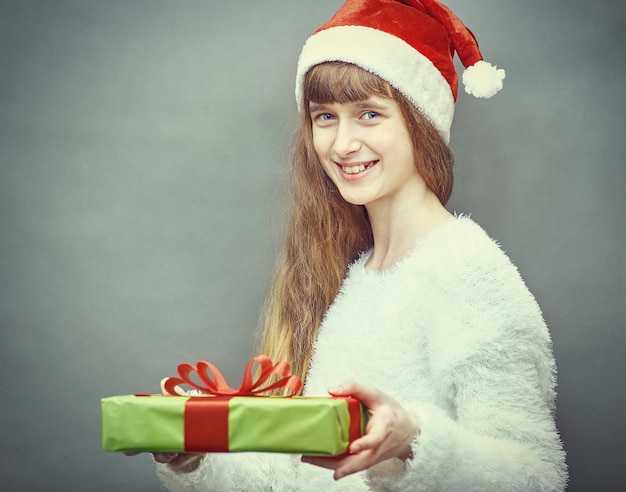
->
[295,26,455,144]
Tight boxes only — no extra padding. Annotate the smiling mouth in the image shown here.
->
[340,161,377,174]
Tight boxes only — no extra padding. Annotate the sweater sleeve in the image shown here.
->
[366,332,568,491]
[155,452,298,492]
[368,230,568,491]
[368,362,568,492]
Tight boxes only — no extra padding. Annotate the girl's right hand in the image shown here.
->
[124,452,204,472]
[123,380,205,472]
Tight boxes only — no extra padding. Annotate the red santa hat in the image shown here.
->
[295,0,505,144]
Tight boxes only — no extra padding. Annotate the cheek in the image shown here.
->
[392,132,416,170]
[311,128,330,158]
[319,158,335,180]
[310,130,334,177]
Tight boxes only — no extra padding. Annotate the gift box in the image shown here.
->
[102,356,366,456]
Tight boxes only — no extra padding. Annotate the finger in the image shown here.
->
[328,382,384,409]
[300,455,345,471]
[168,453,203,469]
[327,381,371,397]
[327,381,357,396]
[152,452,178,464]
[333,449,379,479]
[349,432,385,455]
[304,451,379,480]
[350,405,394,453]
[349,417,391,454]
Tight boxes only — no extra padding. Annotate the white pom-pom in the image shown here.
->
[462,60,506,98]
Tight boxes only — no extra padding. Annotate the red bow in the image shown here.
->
[162,355,302,397]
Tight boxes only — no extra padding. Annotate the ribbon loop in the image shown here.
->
[162,355,302,397]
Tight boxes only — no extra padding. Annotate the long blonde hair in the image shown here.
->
[258,62,454,387]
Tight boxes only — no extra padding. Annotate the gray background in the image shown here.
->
[1,1,624,490]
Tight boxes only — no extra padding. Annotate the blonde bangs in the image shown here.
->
[304,61,395,105]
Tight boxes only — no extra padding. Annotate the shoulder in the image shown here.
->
[428,215,509,268]
[422,216,527,292]
[437,215,539,305]
[425,216,552,358]
[427,219,558,408]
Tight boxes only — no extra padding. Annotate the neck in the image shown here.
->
[364,186,452,272]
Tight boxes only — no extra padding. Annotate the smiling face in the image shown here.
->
[309,95,423,208]
[302,62,454,209]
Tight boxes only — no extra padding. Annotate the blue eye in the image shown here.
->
[362,111,379,120]
[312,112,336,125]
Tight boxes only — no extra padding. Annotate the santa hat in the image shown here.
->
[295,0,505,144]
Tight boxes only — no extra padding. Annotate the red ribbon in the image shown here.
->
[162,355,303,397]
[160,356,363,454]
[185,397,231,452]
[346,397,364,455]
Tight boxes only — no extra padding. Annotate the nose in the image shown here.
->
[332,120,361,158]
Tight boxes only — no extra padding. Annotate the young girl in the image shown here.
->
[145,1,568,490]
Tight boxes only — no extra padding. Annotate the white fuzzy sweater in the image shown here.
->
[157,217,568,491]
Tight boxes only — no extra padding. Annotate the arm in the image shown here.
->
[144,388,298,491]
[369,259,568,490]
[154,452,298,492]
[303,333,567,491]
[301,382,420,479]
[304,236,568,490]
[380,352,568,491]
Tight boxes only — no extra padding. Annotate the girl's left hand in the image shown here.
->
[301,381,419,480]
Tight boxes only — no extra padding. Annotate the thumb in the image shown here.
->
[327,381,359,397]
[328,381,381,406]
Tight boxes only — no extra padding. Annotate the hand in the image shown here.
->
[124,452,204,472]
[123,382,205,472]
[301,381,419,480]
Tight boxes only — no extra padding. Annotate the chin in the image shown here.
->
[338,192,369,206]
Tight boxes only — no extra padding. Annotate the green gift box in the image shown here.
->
[101,356,366,455]
[101,394,365,455]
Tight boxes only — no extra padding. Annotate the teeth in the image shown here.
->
[342,164,366,174]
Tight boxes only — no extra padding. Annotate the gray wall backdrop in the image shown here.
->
[1,1,624,490]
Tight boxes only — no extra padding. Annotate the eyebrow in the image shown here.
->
[308,103,327,113]
[353,100,388,110]
[308,99,389,113]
